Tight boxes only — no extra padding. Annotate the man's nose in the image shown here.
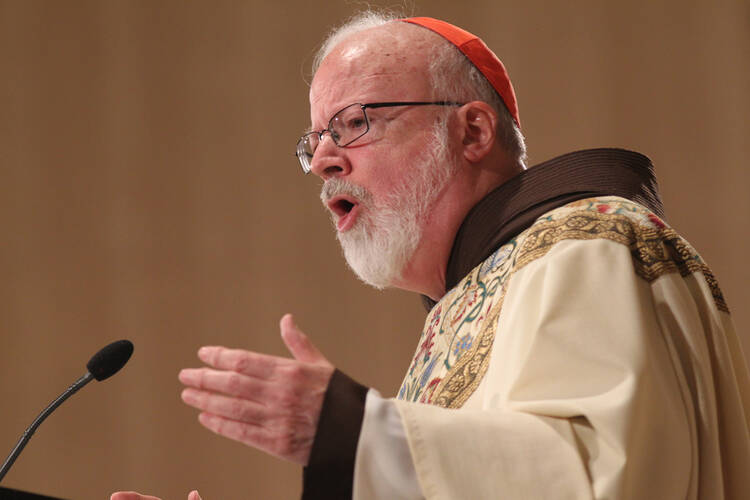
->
[308,134,352,180]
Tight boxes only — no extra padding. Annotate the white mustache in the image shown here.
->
[320,178,372,207]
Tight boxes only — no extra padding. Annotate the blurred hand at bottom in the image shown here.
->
[110,490,202,500]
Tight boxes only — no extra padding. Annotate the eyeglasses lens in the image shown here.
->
[296,135,316,173]
[295,103,370,174]
[330,104,368,147]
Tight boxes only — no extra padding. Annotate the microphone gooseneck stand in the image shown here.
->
[0,338,133,484]
[0,372,94,482]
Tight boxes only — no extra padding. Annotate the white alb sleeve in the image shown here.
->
[353,389,423,499]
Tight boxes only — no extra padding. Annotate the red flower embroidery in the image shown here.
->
[420,377,442,404]
[451,285,479,327]
[416,329,435,363]
[597,204,610,213]
[414,306,441,364]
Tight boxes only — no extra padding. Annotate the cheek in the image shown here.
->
[358,149,409,195]
[348,128,433,194]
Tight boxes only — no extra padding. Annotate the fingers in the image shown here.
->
[279,314,328,365]
[187,490,202,500]
[190,314,331,378]
[196,346,280,378]
[179,368,267,403]
[181,387,266,424]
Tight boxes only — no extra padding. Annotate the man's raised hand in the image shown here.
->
[178,314,335,465]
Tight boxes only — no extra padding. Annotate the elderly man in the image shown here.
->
[114,13,750,500]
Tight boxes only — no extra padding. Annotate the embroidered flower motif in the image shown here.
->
[419,356,439,388]
[450,284,480,328]
[412,305,441,366]
[418,331,435,362]
[480,245,512,277]
[419,377,442,404]
[453,333,473,357]
[597,203,611,214]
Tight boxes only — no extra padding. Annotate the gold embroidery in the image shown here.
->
[514,211,728,312]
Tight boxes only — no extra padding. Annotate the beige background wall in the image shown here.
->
[1,1,748,498]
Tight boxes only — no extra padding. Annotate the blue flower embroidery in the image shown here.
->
[419,356,439,388]
[479,245,512,277]
[453,334,473,357]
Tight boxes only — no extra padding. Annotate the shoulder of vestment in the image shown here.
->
[397,195,727,407]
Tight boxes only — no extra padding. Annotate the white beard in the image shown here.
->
[320,123,455,289]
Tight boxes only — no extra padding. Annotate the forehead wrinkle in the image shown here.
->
[310,72,409,129]
[309,23,436,127]
[311,60,426,106]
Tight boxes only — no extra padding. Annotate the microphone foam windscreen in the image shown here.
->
[86,340,134,381]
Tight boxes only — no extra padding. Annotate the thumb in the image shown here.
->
[187,491,202,500]
[280,313,327,364]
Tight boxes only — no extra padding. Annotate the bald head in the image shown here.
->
[312,15,428,73]
[311,22,443,111]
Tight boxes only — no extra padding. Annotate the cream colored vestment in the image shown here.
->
[353,197,750,499]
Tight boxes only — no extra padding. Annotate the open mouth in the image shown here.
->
[329,196,357,217]
[327,196,360,231]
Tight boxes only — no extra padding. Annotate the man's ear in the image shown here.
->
[456,101,498,163]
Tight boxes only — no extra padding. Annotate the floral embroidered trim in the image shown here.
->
[397,241,516,404]
[515,209,728,313]
[433,294,505,408]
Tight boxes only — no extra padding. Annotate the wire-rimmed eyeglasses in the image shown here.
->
[295,101,463,174]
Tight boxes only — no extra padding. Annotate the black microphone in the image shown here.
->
[0,340,134,482]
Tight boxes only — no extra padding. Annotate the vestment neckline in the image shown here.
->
[428,148,664,309]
